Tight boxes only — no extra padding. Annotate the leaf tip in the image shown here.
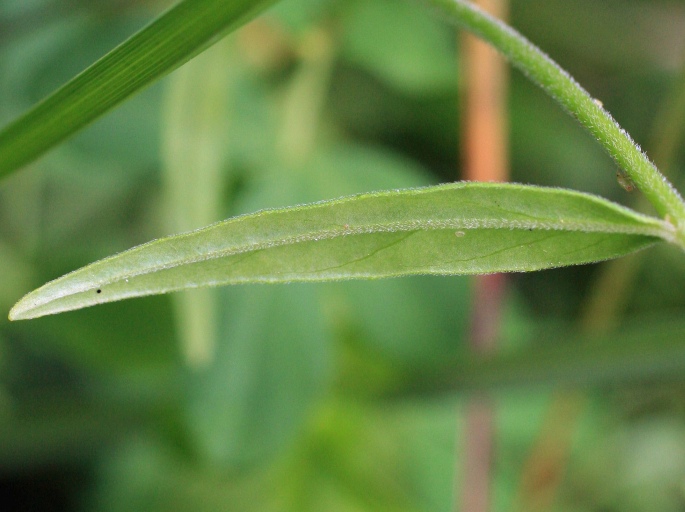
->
[9,296,32,321]
[8,288,49,321]
[8,308,21,322]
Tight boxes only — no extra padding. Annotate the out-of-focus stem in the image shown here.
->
[459,1,509,511]
[277,27,335,168]
[161,36,234,367]
[462,3,509,184]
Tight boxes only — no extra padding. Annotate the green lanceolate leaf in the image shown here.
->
[0,0,277,179]
[9,182,674,320]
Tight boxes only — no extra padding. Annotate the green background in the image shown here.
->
[1,0,685,510]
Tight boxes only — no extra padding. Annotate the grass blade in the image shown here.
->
[9,182,673,320]
[0,0,276,179]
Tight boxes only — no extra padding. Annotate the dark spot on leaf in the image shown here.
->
[96,289,101,294]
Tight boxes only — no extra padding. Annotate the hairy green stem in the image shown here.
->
[422,0,685,233]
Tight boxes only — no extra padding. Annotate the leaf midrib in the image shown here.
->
[75,218,665,287]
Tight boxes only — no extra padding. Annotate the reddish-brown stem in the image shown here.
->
[462,397,496,512]
[462,2,509,184]
[458,1,509,511]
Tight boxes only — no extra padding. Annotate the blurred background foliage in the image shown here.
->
[1,0,685,510]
